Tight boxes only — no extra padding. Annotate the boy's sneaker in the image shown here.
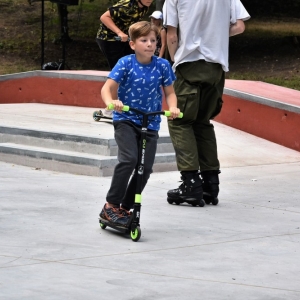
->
[99,204,130,227]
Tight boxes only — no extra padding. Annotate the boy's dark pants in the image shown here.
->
[106,121,158,210]
[168,60,225,172]
[96,39,134,70]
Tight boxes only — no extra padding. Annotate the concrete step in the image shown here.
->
[0,142,177,177]
[0,126,175,156]
[0,126,117,156]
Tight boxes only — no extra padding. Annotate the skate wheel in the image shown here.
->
[167,199,173,205]
[131,226,141,242]
[203,194,218,206]
[199,199,205,207]
[93,111,101,122]
[211,198,219,205]
[99,220,106,229]
[203,194,212,205]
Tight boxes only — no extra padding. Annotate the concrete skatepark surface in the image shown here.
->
[0,104,300,299]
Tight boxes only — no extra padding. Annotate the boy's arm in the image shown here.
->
[101,78,124,112]
[163,84,180,119]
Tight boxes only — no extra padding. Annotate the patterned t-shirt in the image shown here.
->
[97,0,148,41]
[108,54,176,131]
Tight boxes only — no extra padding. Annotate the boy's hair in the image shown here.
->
[129,21,159,42]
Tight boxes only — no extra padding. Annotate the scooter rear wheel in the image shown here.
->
[99,220,107,229]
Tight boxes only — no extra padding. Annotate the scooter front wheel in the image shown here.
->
[131,226,141,242]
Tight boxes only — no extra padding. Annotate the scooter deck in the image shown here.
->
[99,217,130,234]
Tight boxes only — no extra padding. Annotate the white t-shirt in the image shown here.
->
[163,0,250,72]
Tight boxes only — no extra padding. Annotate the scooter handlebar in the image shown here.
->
[107,103,183,118]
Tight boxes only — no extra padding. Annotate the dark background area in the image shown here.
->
[242,0,300,18]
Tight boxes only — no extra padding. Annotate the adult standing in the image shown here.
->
[96,0,154,70]
[163,0,250,206]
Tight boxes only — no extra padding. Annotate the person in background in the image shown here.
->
[99,21,180,228]
[163,0,250,206]
[96,0,154,70]
[149,10,166,58]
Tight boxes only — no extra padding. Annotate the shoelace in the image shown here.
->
[119,208,132,217]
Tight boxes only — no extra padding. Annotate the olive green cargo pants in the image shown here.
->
[168,60,225,172]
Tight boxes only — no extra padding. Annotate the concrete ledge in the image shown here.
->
[0,70,108,82]
[0,126,117,156]
[0,70,109,108]
[0,153,107,176]
[215,80,300,152]
[0,125,174,156]
[0,142,177,176]
[225,88,300,114]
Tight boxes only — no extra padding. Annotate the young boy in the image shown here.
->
[99,21,180,228]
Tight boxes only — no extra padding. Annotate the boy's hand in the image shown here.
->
[168,107,181,120]
[109,100,124,113]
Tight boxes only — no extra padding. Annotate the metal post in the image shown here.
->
[41,0,45,69]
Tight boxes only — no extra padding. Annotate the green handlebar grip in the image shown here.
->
[107,103,129,111]
[107,103,114,110]
[164,111,183,118]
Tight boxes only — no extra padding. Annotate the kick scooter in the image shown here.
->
[99,104,183,242]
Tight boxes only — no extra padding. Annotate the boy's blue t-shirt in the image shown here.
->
[108,54,176,131]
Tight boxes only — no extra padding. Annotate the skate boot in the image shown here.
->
[167,171,205,207]
[200,170,220,205]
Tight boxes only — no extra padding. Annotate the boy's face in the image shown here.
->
[130,31,157,63]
